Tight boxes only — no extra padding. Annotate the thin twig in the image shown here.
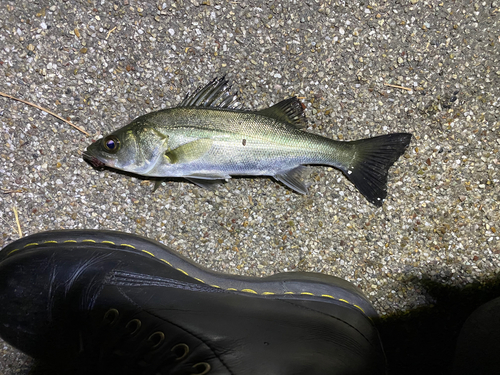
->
[12,206,23,238]
[0,214,16,235]
[0,91,90,136]
[384,83,413,91]
[1,188,23,194]
[106,26,117,40]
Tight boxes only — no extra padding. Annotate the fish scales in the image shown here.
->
[147,107,347,171]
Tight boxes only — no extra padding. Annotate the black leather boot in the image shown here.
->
[0,230,386,375]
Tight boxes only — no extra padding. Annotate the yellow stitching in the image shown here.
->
[241,289,257,294]
[176,268,188,276]
[353,304,365,314]
[160,259,172,266]
[6,237,364,313]
[120,243,136,249]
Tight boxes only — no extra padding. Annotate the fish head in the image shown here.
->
[83,123,168,175]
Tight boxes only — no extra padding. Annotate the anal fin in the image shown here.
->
[274,166,309,194]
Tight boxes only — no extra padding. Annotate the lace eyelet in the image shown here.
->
[102,308,119,325]
[171,343,189,361]
[147,331,165,349]
[191,362,211,375]
[125,319,142,335]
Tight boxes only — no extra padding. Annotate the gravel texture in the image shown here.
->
[0,0,499,373]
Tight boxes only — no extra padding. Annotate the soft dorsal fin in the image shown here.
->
[257,97,307,128]
[179,77,242,109]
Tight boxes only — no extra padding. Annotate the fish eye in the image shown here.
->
[103,136,120,153]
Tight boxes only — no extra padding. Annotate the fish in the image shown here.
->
[83,77,412,206]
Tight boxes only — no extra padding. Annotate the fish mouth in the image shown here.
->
[82,151,106,169]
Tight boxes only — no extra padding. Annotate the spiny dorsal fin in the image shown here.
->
[179,77,242,109]
[257,97,307,129]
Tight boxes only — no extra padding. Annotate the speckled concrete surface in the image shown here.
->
[0,0,499,373]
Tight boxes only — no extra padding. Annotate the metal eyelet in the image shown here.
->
[147,331,165,349]
[171,343,189,361]
[191,362,211,375]
[102,308,119,325]
[125,319,142,335]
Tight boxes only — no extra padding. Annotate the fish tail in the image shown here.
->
[341,133,412,206]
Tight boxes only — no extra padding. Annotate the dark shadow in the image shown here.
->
[377,274,500,375]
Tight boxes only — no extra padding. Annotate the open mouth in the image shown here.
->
[82,151,106,169]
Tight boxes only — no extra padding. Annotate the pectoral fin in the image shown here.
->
[274,166,309,194]
[165,139,213,164]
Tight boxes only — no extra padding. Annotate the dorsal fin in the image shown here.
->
[257,97,307,128]
[179,77,242,109]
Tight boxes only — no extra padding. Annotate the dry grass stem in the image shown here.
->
[0,91,90,136]
[383,83,412,91]
[12,206,23,238]
[106,26,117,39]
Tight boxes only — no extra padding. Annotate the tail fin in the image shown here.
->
[343,133,412,206]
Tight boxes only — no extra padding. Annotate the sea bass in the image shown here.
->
[83,77,412,206]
